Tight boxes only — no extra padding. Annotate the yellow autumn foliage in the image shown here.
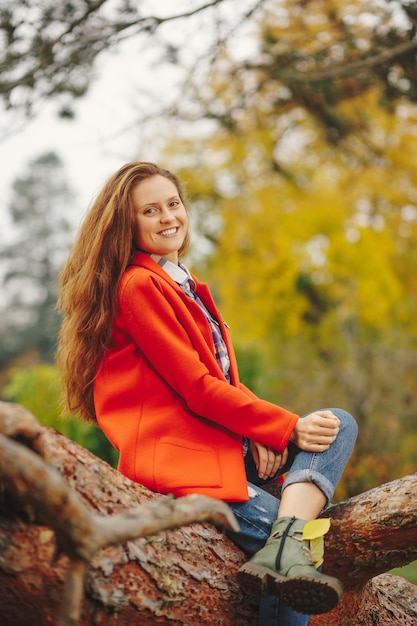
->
[161,0,417,496]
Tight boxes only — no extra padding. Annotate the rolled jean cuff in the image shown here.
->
[282,469,335,506]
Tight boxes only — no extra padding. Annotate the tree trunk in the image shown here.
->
[311,575,417,626]
[0,402,416,625]
[309,470,417,625]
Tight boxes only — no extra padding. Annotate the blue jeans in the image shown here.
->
[227,408,358,626]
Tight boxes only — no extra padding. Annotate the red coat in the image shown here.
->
[94,252,299,502]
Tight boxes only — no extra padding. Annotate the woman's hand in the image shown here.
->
[290,410,340,452]
[250,440,289,480]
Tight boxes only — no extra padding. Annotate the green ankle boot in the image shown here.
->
[237,516,343,615]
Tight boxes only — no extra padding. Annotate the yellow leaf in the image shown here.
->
[302,518,331,541]
[303,519,331,569]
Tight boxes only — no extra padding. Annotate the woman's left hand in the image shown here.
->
[250,440,288,480]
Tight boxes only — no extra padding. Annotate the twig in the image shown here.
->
[58,559,87,626]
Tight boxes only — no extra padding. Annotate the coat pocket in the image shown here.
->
[154,437,222,492]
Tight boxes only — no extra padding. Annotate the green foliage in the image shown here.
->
[391,561,417,586]
[233,345,262,391]
[2,364,118,467]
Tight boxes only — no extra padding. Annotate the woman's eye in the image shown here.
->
[144,207,156,214]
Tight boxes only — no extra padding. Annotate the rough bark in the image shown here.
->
[309,474,417,625]
[0,402,253,626]
[0,401,416,626]
[319,474,417,588]
[311,575,417,626]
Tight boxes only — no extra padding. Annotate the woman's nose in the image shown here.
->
[160,207,173,222]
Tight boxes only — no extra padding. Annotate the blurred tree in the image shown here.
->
[1,0,417,131]
[1,363,117,466]
[0,0,263,122]
[0,151,74,365]
[175,0,417,157]
[166,57,417,498]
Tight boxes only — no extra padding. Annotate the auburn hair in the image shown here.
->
[56,161,189,422]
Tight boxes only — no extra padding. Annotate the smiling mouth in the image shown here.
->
[159,227,179,237]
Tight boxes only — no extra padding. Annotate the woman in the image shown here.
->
[57,161,357,626]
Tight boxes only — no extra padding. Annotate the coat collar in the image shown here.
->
[130,251,200,293]
[129,250,238,385]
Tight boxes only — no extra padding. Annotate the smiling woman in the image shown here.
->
[56,160,357,626]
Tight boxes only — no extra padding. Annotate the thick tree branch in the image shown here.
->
[1,402,416,626]
[0,399,47,457]
[0,430,238,559]
[321,472,417,589]
[0,401,238,625]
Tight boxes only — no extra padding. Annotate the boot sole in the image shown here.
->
[237,562,343,615]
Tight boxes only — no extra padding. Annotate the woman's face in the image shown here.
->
[132,174,188,264]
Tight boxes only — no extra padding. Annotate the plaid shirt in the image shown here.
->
[149,254,231,382]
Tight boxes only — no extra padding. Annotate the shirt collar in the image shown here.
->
[149,253,196,292]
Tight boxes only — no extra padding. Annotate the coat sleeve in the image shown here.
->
[119,271,299,453]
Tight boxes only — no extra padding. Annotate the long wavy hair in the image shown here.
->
[56,161,189,423]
